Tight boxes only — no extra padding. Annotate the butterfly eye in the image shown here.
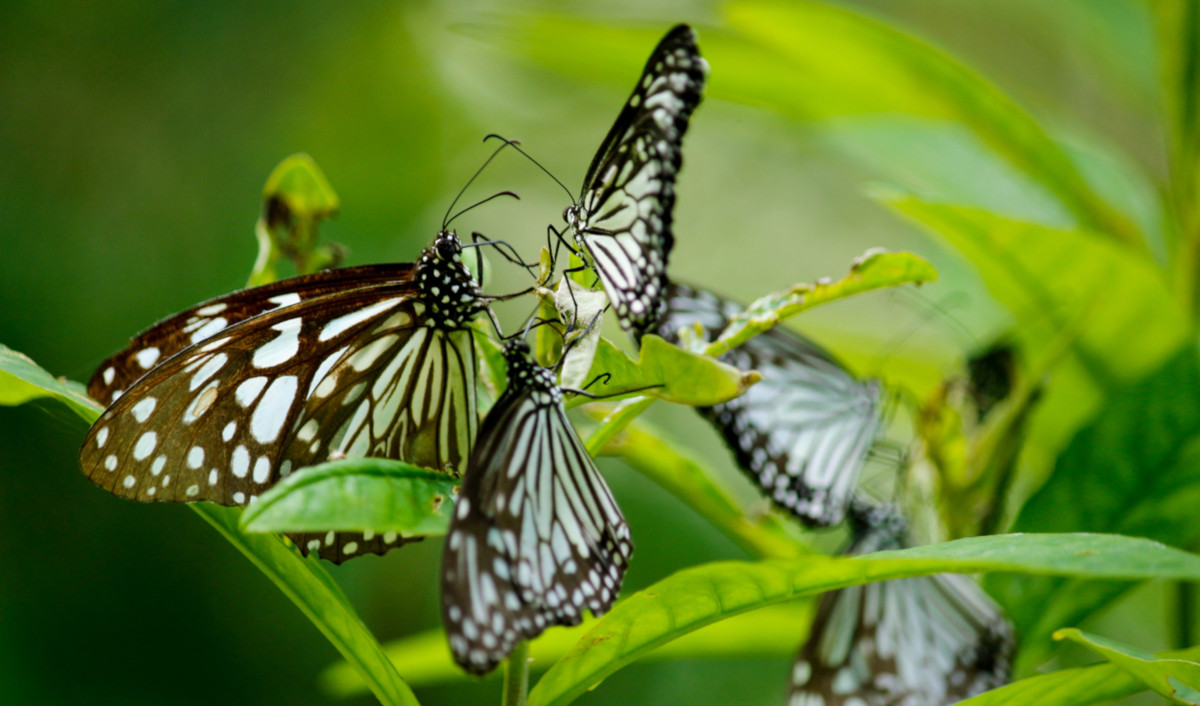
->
[434,232,461,261]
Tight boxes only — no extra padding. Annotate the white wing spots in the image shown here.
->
[280,460,293,476]
[102,367,116,385]
[233,491,246,504]
[250,375,298,443]
[189,353,228,391]
[208,469,218,486]
[186,484,200,497]
[319,298,402,342]
[308,346,347,397]
[222,421,237,442]
[252,456,271,484]
[184,381,220,423]
[147,486,157,497]
[252,319,302,369]
[199,336,230,353]
[133,431,157,461]
[187,446,205,469]
[306,539,321,552]
[235,376,268,408]
[297,419,319,443]
[189,317,229,344]
[383,531,398,544]
[344,541,359,555]
[130,397,157,423]
[104,454,118,471]
[196,302,227,316]
[150,455,167,476]
[231,445,251,478]
[135,347,161,369]
[122,475,136,489]
[347,334,397,371]
[268,293,301,308]
[96,426,109,448]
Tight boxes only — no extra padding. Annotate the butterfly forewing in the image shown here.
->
[790,504,1014,705]
[81,234,485,563]
[569,24,708,336]
[657,282,884,527]
[441,343,633,674]
[88,264,416,405]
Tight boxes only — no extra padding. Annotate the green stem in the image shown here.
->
[1178,583,1196,649]
[584,396,656,456]
[502,641,530,706]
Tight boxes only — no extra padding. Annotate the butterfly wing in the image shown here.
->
[570,24,708,335]
[658,282,884,527]
[88,264,416,405]
[790,506,1014,705]
[441,348,633,674]
[80,281,478,562]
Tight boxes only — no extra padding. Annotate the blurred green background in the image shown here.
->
[0,1,1173,704]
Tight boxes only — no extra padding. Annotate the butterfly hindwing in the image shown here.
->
[88,264,417,405]
[790,503,1014,705]
[441,341,633,674]
[657,282,884,527]
[568,24,708,336]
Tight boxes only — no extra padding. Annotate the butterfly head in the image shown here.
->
[847,500,908,553]
[416,231,484,329]
[502,339,560,402]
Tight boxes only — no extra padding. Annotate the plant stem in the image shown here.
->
[1178,582,1196,649]
[502,641,530,706]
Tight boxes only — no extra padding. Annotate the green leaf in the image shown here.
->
[320,602,813,696]
[195,504,420,706]
[527,533,1200,706]
[1054,628,1200,704]
[992,348,1200,669]
[250,153,342,286]
[566,335,759,409]
[0,343,99,422]
[705,250,938,356]
[879,192,1187,385]
[513,8,1139,244]
[240,458,457,535]
[1,347,417,706]
[958,646,1200,705]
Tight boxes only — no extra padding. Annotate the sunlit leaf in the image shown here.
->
[958,646,1200,705]
[240,458,457,535]
[565,335,759,409]
[319,602,813,696]
[707,249,937,356]
[1054,628,1200,704]
[0,343,98,422]
[528,533,1200,706]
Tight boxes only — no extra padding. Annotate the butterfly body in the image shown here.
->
[655,282,884,527]
[566,24,708,336]
[441,340,633,674]
[790,502,1014,705]
[80,231,484,562]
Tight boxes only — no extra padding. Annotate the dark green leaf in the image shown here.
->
[0,343,99,422]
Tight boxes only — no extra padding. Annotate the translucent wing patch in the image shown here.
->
[790,504,1015,705]
[80,281,478,563]
[440,343,632,674]
[567,24,708,336]
[88,264,416,405]
[656,282,884,527]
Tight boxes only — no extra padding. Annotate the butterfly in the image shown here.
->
[653,281,885,527]
[79,230,486,563]
[562,24,708,337]
[966,342,1018,421]
[790,501,1015,705]
[440,339,633,675]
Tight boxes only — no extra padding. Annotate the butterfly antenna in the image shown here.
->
[445,191,521,229]
[484,133,575,201]
[463,231,539,276]
[442,137,519,229]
